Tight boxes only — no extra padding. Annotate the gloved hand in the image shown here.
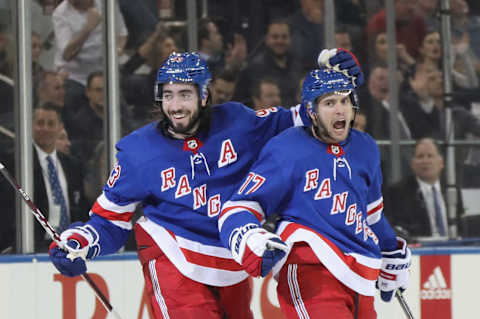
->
[49,224,100,277]
[377,237,411,302]
[229,223,289,277]
[317,48,365,87]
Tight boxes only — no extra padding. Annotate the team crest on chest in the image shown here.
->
[327,144,345,157]
[183,137,203,154]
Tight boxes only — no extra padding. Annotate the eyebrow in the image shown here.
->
[163,88,195,94]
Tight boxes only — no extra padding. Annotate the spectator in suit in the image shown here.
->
[0,103,89,252]
[384,137,464,239]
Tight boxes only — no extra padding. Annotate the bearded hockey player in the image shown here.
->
[48,50,363,318]
[218,50,411,318]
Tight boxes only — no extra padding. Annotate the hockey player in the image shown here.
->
[48,50,362,318]
[218,49,411,318]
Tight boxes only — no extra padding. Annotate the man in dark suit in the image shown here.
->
[0,103,88,253]
[384,137,464,239]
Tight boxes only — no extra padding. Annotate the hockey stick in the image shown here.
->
[0,162,122,319]
[396,290,415,319]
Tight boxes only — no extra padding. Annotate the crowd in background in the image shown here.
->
[1,0,480,253]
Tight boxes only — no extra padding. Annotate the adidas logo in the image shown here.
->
[420,266,452,300]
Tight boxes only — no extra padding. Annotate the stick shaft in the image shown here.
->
[0,162,119,316]
[396,290,415,319]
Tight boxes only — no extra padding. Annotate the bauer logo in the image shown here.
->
[420,255,452,319]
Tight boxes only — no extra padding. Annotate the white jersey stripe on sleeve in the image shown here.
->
[218,200,265,230]
[97,192,139,213]
[367,197,383,214]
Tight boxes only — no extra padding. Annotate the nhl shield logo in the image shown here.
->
[183,137,203,154]
[327,144,345,158]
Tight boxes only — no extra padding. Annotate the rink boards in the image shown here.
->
[1,247,479,318]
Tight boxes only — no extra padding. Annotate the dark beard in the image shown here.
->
[166,111,201,136]
[311,113,334,142]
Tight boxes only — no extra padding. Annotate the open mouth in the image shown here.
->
[333,120,346,131]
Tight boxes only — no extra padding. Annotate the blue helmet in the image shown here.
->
[155,52,212,103]
[301,68,358,115]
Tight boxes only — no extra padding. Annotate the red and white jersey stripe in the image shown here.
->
[137,217,249,287]
[273,221,381,296]
[218,200,265,230]
[90,192,138,230]
[366,196,383,225]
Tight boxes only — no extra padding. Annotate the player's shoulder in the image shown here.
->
[350,129,378,150]
[262,126,308,153]
[212,101,254,118]
[115,122,165,167]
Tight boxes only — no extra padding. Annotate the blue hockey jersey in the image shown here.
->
[85,102,307,286]
[219,127,397,295]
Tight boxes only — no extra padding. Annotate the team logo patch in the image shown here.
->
[183,137,203,155]
[327,144,345,157]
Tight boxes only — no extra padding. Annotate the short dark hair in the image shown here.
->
[198,18,216,47]
[214,68,236,84]
[34,101,62,122]
[414,137,443,156]
[87,70,103,89]
[251,77,280,99]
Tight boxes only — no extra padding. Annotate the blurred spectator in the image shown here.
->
[52,0,128,112]
[384,137,464,239]
[362,65,411,140]
[35,71,77,132]
[335,24,353,52]
[120,23,178,127]
[32,31,46,88]
[449,0,480,87]
[117,0,158,50]
[359,64,411,186]
[415,0,440,30]
[234,19,302,107]
[366,31,415,76]
[83,140,107,206]
[68,70,105,163]
[32,0,58,70]
[0,73,14,159]
[251,77,282,111]
[198,17,247,77]
[420,69,480,140]
[353,109,367,132]
[56,126,72,155]
[69,71,133,163]
[211,69,236,105]
[416,29,478,89]
[365,0,426,60]
[0,103,89,252]
[0,24,13,78]
[288,0,325,72]
[335,0,368,28]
